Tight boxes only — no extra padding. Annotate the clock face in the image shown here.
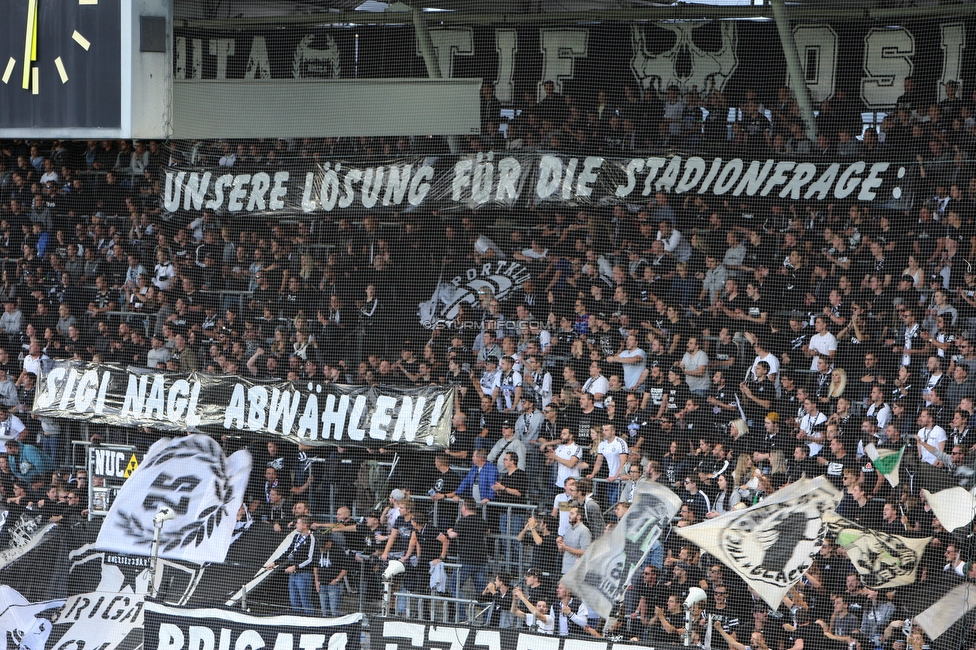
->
[0,0,121,129]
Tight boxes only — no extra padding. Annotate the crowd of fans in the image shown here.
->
[482,76,976,170]
[1,72,976,644]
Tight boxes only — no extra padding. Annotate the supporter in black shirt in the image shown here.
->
[847,482,883,529]
[476,395,505,449]
[657,367,691,426]
[521,568,554,611]
[569,392,607,450]
[779,316,810,369]
[313,535,350,617]
[788,609,830,650]
[738,361,775,426]
[817,434,855,489]
[518,514,560,578]
[427,452,462,525]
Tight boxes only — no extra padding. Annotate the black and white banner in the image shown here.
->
[0,586,64,650]
[174,19,972,113]
[143,602,362,650]
[563,481,681,619]
[33,361,453,448]
[163,154,909,217]
[95,435,251,565]
[377,619,678,649]
[677,476,842,609]
[0,515,56,571]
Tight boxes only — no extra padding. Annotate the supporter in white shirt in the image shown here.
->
[865,386,892,431]
[512,586,555,635]
[807,316,837,371]
[656,221,692,263]
[594,424,628,481]
[19,342,48,385]
[608,334,648,391]
[798,398,828,457]
[916,408,947,466]
[551,476,578,536]
[747,336,780,383]
[512,240,548,263]
[546,428,582,494]
[0,408,27,442]
[582,361,610,408]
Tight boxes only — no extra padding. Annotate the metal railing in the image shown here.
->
[389,591,484,625]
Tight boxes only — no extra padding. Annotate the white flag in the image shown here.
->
[920,487,976,532]
[824,513,930,589]
[0,587,64,650]
[96,435,252,564]
[677,476,842,609]
[916,583,976,641]
[562,481,682,619]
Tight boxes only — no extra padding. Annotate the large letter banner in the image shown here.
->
[677,476,842,609]
[375,619,682,649]
[161,154,908,215]
[33,361,453,448]
[143,602,363,650]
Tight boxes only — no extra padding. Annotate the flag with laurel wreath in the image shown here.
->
[95,435,251,565]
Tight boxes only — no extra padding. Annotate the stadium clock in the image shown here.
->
[0,0,122,129]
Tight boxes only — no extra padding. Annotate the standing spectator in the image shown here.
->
[588,423,629,505]
[511,585,555,635]
[557,505,591,575]
[515,396,545,498]
[491,356,523,413]
[265,516,317,616]
[451,449,498,506]
[544,428,583,500]
[492,451,528,564]
[798,398,828,457]
[680,337,710,396]
[487,420,527,473]
[582,361,610,408]
[482,572,516,629]
[554,582,601,638]
[426,453,461,525]
[575,477,606,537]
[523,354,553,409]
[806,316,837,370]
[680,474,712,521]
[446,498,490,606]
[608,333,648,393]
[313,534,349,618]
[916,408,947,466]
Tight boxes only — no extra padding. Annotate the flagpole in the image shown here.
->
[148,507,177,598]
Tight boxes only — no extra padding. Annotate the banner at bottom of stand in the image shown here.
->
[377,618,681,649]
[143,601,363,650]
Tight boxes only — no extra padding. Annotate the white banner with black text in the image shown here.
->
[33,361,453,448]
[143,602,363,650]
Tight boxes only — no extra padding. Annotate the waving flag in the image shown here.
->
[864,444,904,488]
[562,481,681,619]
[677,477,842,609]
[824,512,930,588]
[96,435,252,564]
[920,487,976,532]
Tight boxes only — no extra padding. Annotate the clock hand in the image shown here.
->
[21,0,37,90]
